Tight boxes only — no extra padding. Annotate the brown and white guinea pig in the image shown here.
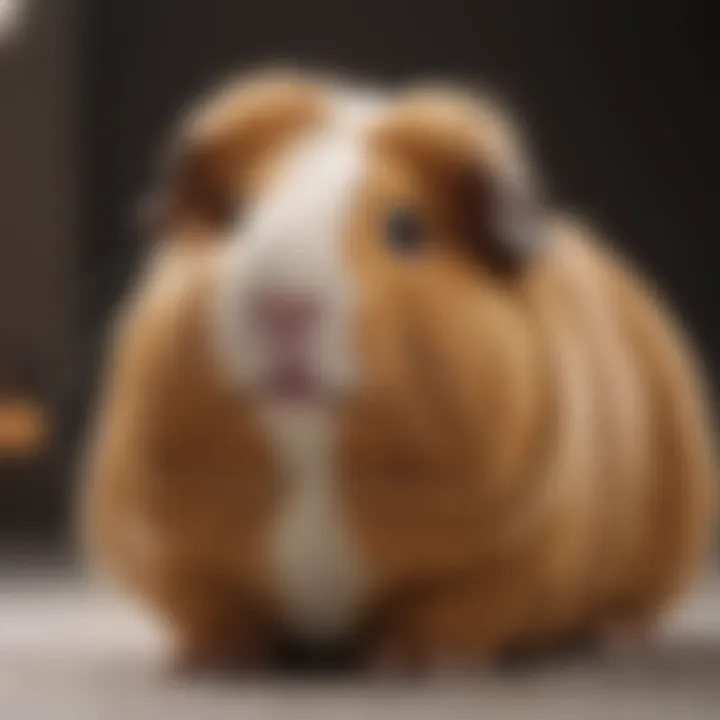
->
[79,68,717,673]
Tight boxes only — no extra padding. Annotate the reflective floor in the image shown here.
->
[1,558,719,719]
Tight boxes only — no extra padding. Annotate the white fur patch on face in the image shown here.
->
[329,86,387,132]
[210,90,384,640]
[212,120,369,397]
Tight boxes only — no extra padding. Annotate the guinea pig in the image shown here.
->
[79,68,717,674]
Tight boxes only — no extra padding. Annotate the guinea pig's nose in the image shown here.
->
[253,289,319,348]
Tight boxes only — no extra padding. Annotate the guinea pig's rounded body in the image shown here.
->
[80,71,716,672]
[343,220,715,665]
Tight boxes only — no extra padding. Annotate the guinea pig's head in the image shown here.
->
[147,71,546,417]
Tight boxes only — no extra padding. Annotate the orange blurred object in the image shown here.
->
[0,396,48,457]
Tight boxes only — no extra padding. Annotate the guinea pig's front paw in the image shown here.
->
[596,613,656,661]
[366,632,489,680]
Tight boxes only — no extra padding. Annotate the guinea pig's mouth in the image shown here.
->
[257,362,341,406]
[262,365,319,402]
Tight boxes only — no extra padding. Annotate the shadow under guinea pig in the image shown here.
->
[266,632,603,679]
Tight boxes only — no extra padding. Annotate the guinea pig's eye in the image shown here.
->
[384,205,425,256]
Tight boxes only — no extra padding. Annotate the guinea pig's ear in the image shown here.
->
[377,88,546,273]
[140,71,324,241]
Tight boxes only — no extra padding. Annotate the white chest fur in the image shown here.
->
[209,93,382,642]
[265,406,368,642]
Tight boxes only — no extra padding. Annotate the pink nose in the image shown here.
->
[254,290,319,350]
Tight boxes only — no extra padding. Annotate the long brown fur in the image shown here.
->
[79,71,717,671]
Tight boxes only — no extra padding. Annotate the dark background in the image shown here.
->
[0,0,715,547]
